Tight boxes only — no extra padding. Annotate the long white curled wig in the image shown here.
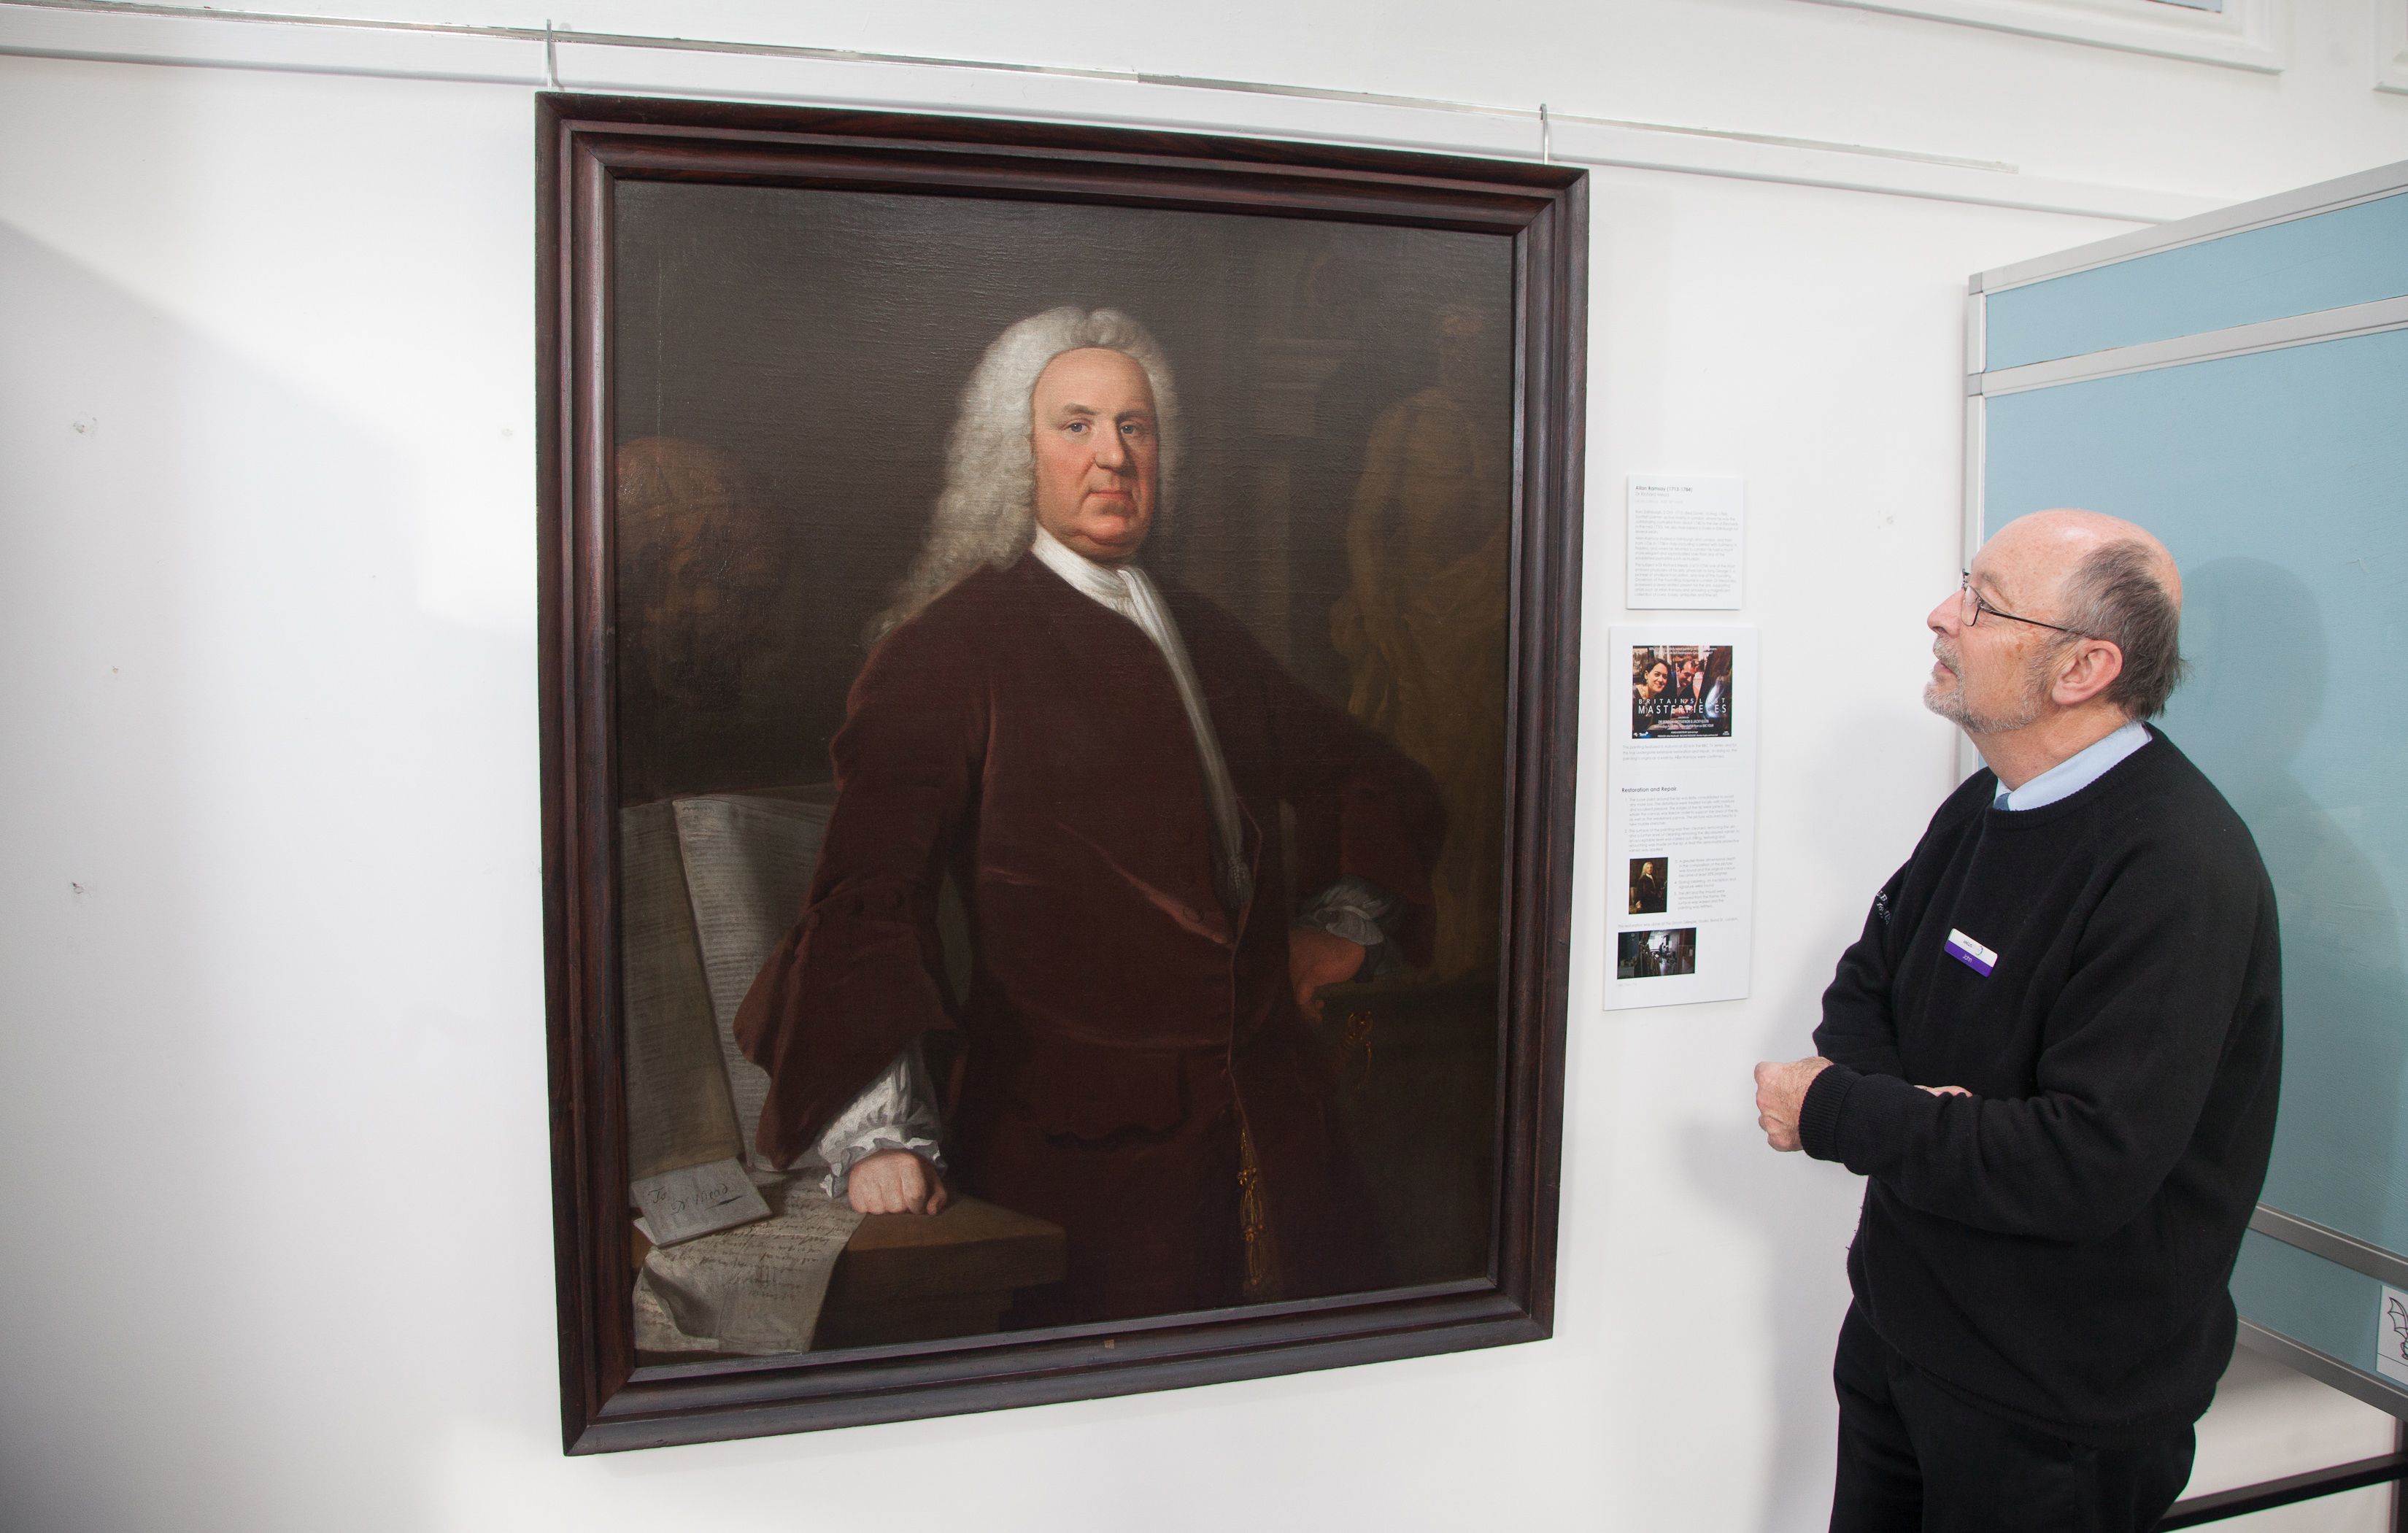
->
[871,306,1181,642]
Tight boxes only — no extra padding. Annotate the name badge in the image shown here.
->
[1944,929,1997,977]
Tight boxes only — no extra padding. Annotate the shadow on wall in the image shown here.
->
[1680,703,1951,1533]
[2170,556,2407,1249]
[1679,1103,1863,1533]
[0,220,537,1529]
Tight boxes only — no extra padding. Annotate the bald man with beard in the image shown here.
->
[1754,511,2282,1533]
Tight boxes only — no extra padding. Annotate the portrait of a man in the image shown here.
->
[734,307,1445,1324]
[541,99,1585,1448]
[598,179,1525,1346]
[1629,858,1668,916]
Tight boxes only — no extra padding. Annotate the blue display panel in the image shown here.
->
[1985,193,2408,371]
[1984,330,2408,1264]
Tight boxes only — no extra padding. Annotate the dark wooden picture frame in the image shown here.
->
[538,92,1586,1454]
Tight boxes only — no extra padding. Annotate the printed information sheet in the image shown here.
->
[1626,475,1745,610]
[1605,624,1758,1010]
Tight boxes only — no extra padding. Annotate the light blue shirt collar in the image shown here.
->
[1992,719,2153,811]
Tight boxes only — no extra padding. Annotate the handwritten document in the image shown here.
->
[635,1178,866,1356]
[619,804,748,1182]
[631,1157,768,1248]
[670,792,835,1165]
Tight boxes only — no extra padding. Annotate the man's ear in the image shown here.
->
[2049,636,2125,708]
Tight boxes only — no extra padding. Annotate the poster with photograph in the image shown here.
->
[1605,625,1758,1010]
[1629,643,1734,739]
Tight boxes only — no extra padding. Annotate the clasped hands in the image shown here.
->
[1752,1057,1971,1152]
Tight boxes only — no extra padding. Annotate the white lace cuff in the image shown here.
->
[1293,876,1403,979]
[803,1046,947,1200]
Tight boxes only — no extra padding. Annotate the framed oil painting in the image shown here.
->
[539,93,1586,1453]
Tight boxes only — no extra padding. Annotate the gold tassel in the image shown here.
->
[1340,1008,1375,1095]
[1238,1127,1279,1301]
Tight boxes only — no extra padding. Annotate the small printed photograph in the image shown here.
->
[1627,857,1669,916]
[1630,644,1734,740]
[1616,927,1697,980]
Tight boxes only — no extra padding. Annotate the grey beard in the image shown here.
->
[1924,669,2045,735]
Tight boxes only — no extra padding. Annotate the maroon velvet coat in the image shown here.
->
[735,553,1443,1324]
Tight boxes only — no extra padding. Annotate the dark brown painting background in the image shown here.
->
[609,182,1514,1288]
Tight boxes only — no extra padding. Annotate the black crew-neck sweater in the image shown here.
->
[1799,729,2282,1446]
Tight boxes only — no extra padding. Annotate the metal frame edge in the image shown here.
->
[1976,295,2408,397]
[1977,159,2408,296]
[2253,1205,2408,1290]
[2237,1320,2408,1424]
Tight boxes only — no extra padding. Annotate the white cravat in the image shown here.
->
[1029,528,1253,910]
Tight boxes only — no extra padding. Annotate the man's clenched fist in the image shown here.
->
[1753,1057,1833,1152]
[846,1148,949,1216]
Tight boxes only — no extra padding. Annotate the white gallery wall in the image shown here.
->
[1,2,2403,1529]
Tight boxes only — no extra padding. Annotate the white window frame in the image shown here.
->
[2378,0,2408,92]
[1791,0,2287,73]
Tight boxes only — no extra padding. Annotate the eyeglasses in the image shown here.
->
[1959,571,2088,637]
